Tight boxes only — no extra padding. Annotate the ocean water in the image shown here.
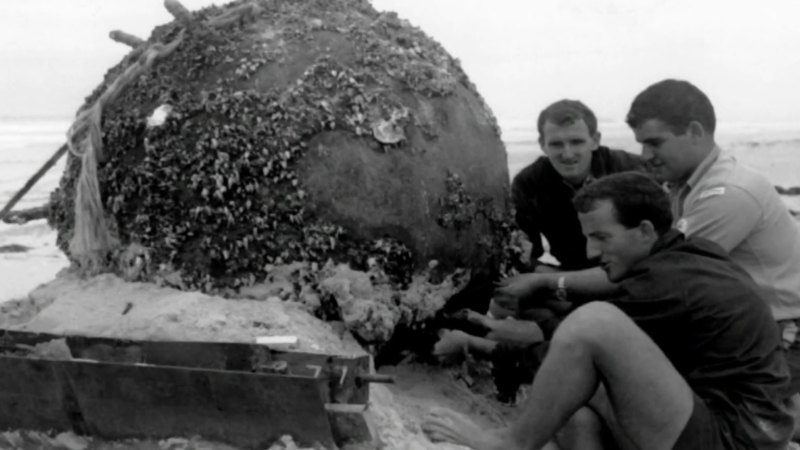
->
[0,118,68,212]
[505,120,800,188]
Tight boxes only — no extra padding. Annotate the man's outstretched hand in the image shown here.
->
[493,273,554,313]
[432,329,470,364]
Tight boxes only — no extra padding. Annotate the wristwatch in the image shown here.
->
[555,275,568,301]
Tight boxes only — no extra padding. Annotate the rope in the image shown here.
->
[66,0,261,273]
[66,33,185,272]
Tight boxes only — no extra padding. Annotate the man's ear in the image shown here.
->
[687,121,706,139]
[591,131,602,151]
[637,220,659,243]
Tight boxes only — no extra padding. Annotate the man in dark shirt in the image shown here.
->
[450,101,641,352]
[512,99,641,271]
[434,101,641,391]
[425,172,792,450]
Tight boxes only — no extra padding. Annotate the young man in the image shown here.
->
[512,99,641,272]
[625,79,800,399]
[433,101,640,395]
[424,172,793,450]
[468,100,640,333]
[491,102,641,325]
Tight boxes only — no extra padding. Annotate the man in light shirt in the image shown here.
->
[626,78,800,420]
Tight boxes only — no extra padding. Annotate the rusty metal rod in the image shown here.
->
[356,373,395,384]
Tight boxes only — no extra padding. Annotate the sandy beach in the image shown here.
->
[1,123,798,449]
[0,221,69,301]
[0,0,799,447]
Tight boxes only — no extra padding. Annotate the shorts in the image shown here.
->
[672,393,734,450]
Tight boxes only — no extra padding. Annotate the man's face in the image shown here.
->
[540,119,599,185]
[578,200,652,282]
[632,119,698,183]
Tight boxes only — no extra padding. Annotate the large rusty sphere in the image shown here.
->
[50,0,510,291]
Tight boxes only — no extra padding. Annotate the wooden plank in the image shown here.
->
[0,355,337,449]
[0,329,371,404]
[68,338,371,404]
[62,360,336,448]
[0,356,74,432]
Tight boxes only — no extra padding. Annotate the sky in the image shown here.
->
[1,0,799,125]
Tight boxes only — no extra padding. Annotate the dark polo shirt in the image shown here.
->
[512,146,642,270]
[614,230,792,449]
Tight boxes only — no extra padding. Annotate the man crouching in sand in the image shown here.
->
[423,172,793,449]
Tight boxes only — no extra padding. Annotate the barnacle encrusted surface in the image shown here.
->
[49,0,511,292]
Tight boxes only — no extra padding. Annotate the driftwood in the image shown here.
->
[0,144,67,223]
[0,244,32,253]
[776,185,800,196]
[1,204,50,225]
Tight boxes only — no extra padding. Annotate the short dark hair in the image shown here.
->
[626,79,716,134]
[573,172,673,235]
[537,99,598,141]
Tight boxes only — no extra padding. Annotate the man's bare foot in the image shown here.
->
[423,407,507,450]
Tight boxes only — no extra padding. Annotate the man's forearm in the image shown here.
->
[520,267,620,309]
[465,334,498,358]
[551,267,620,302]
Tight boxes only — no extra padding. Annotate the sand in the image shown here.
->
[0,221,69,301]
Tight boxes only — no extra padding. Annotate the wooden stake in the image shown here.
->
[164,0,193,23]
[0,144,68,223]
[109,30,145,48]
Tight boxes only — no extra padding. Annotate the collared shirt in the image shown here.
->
[615,230,793,449]
[669,148,800,321]
[512,146,642,270]
[670,146,722,219]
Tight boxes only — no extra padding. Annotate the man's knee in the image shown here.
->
[551,301,629,349]
[568,407,604,433]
